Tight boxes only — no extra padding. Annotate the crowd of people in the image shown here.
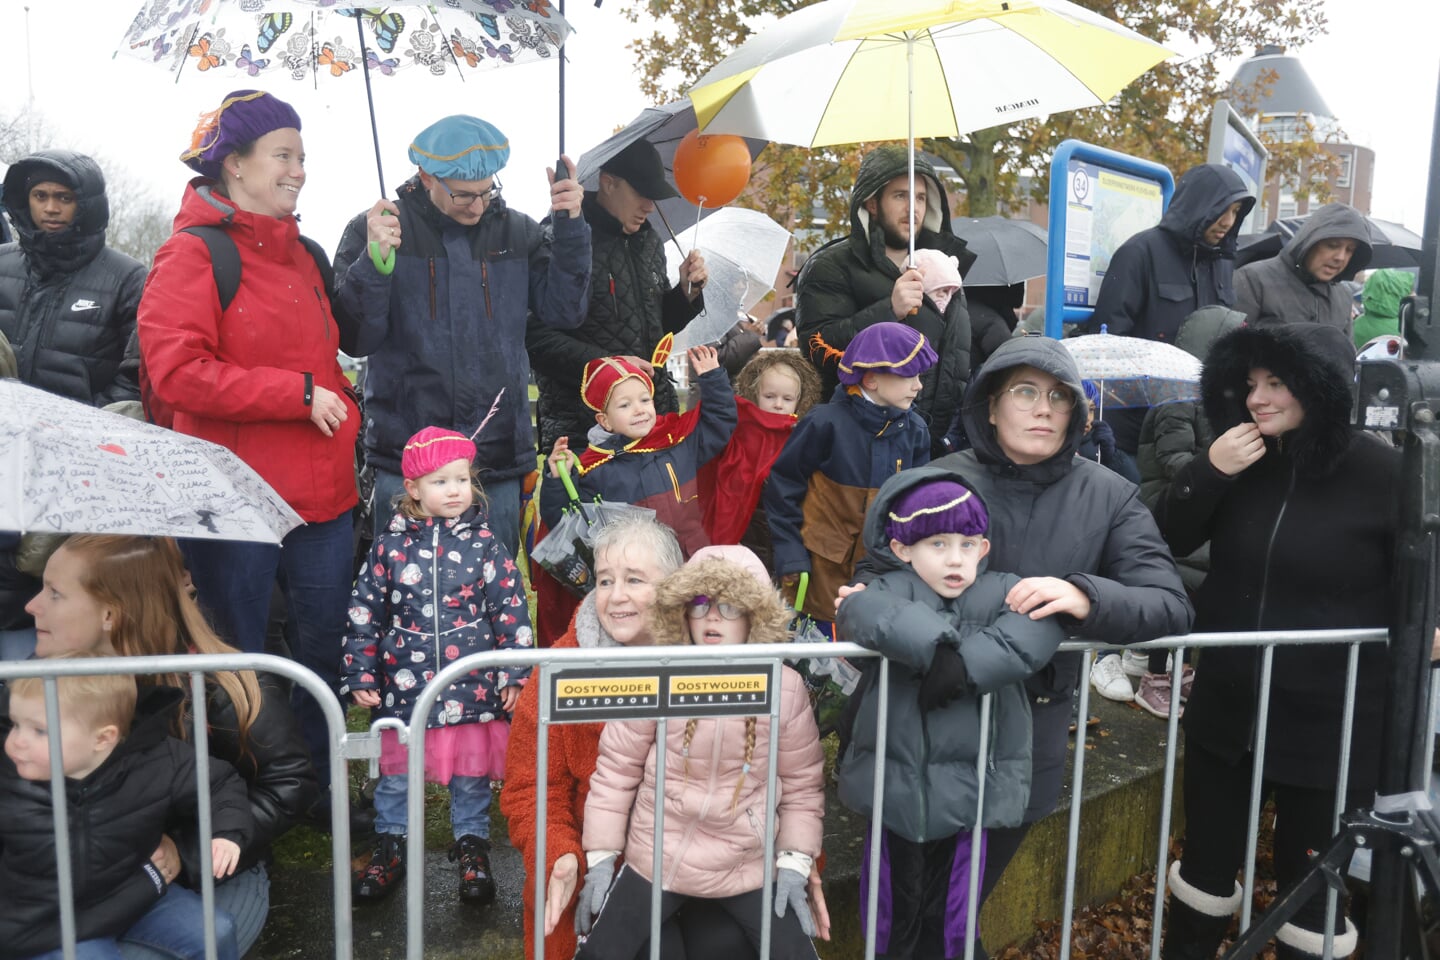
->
[0,83,1417,960]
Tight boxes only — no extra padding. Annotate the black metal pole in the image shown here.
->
[355,13,387,199]
[558,0,566,156]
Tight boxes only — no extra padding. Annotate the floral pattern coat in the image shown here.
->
[340,506,532,727]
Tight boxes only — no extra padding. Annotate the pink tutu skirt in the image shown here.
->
[378,720,510,783]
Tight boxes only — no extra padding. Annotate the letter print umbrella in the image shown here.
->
[687,0,1172,264]
[1062,331,1203,412]
[117,0,574,195]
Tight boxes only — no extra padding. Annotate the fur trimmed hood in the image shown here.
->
[648,552,792,647]
[1200,323,1356,477]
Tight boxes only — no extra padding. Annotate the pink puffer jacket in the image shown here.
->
[583,666,824,898]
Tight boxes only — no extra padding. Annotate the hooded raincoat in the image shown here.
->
[0,151,146,406]
[1085,164,1254,345]
[1351,267,1415,348]
[836,464,1065,842]
[919,337,1192,821]
[1155,324,1396,791]
[1233,202,1373,337]
[795,147,976,455]
[139,179,360,523]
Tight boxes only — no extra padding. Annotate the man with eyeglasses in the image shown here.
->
[334,115,591,557]
[527,138,708,457]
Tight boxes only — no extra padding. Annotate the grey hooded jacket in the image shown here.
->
[796,146,976,456]
[836,464,1064,841]
[1233,202,1373,337]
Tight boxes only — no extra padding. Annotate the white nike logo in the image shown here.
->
[70,300,100,312]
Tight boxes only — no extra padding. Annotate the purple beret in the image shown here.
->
[837,322,938,385]
[181,90,302,179]
[886,480,989,545]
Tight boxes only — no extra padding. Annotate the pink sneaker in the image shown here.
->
[1180,664,1195,701]
[1136,672,1182,719]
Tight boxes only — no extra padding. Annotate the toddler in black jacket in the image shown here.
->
[1,671,253,960]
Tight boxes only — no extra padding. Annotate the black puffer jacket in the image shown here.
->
[166,673,318,886]
[881,337,1192,821]
[0,687,253,957]
[0,151,146,406]
[1233,202,1373,338]
[1156,324,1397,791]
[796,146,976,457]
[527,193,702,453]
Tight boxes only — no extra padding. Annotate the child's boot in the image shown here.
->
[354,833,406,901]
[452,834,496,904]
[1160,861,1241,960]
[1274,919,1358,960]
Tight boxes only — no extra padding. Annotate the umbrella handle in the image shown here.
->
[369,211,397,276]
[557,457,582,502]
[793,571,809,613]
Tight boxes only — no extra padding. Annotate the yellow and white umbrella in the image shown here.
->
[688,0,1173,260]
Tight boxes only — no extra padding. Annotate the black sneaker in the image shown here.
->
[354,834,406,901]
[450,834,496,904]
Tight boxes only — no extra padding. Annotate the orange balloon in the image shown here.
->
[672,130,752,207]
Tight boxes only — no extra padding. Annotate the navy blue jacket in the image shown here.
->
[765,386,931,619]
[334,177,591,482]
[539,367,737,556]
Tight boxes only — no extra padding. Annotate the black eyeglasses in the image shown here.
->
[686,596,746,620]
[437,176,501,207]
[1005,383,1076,412]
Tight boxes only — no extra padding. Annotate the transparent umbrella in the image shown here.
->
[662,207,793,350]
[1062,331,1202,411]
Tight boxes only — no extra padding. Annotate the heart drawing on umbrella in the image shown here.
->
[98,443,128,456]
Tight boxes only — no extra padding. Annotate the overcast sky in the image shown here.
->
[0,0,1435,254]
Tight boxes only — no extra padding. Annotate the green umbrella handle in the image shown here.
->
[557,457,581,503]
[793,571,809,613]
[368,210,397,275]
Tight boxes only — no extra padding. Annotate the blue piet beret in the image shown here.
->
[408,115,510,180]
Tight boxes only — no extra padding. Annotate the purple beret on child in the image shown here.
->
[402,427,476,481]
[837,321,939,385]
[181,90,302,180]
[886,480,989,545]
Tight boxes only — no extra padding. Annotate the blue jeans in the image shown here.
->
[372,470,522,559]
[119,864,268,960]
[373,772,492,840]
[179,511,354,788]
[31,884,238,960]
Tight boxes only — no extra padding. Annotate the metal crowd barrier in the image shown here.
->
[0,653,355,960]
[3,626,1404,960]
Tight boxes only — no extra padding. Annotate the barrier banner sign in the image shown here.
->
[548,662,772,723]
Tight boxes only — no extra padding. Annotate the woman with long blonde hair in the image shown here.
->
[22,534,318,957]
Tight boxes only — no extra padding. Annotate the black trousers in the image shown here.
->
[1178,740,1352,935]
[578,865,818,960]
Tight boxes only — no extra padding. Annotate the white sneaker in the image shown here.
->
[1090,654,1135,702]
[1121,648,1156,678]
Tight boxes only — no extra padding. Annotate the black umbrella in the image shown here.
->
[950,216,1048,287]
[1237,213,1422,270]
[575,100,768,240]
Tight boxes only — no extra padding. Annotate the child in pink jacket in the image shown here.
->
[575,545,825,960]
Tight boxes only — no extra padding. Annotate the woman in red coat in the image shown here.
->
[137,90,358,796]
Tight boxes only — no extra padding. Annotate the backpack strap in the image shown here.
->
[181,225,242,313]
[300,234,336,298]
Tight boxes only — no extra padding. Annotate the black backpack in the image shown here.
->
[181,225,334,312]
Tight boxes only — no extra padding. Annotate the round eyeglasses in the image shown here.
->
[686,596,746,620]
[437,176,501,207]
[1005,383,1076,413]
